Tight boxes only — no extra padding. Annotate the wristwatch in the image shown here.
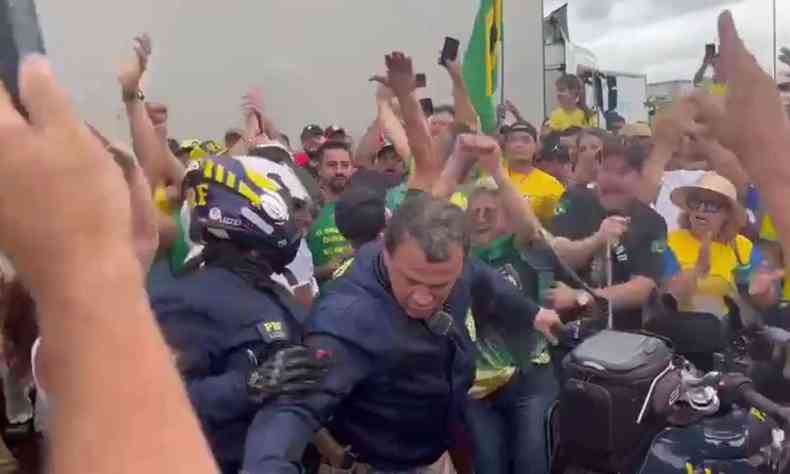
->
[122,89,145,103]
[576,290,593,308]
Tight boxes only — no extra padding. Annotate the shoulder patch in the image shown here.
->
[555,199,569,216]
[651,239,668,254]
[256,321,288,343]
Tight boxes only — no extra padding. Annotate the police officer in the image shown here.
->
[150,155,328,473]
[242,192,564,474]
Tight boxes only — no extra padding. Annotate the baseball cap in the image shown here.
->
[335,185,388,246]
[301,124,324,139]
[501,121,538,142]
[325,124,348,138]
[375,140,397,160]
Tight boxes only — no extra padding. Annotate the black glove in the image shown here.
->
[247,345,331,403]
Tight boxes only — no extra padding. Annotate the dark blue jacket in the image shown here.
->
[150,264,305,473]
[242,241,541,473]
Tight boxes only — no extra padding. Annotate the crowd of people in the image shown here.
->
[0,8,785,474]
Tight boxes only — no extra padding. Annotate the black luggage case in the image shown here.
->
[558,330,673,471]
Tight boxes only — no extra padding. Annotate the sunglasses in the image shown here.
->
[687,196,726,214]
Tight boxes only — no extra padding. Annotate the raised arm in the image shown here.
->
[693,55,710,86]
[383,52,442,192]
[374,82,411,161]
[353,121,380,170]
[117,34,184,189]
[696,12,790,261]
[637,97,702,205]
[443,59,478,131]
[472,134,543,244]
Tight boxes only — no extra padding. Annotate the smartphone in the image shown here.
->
[705,43,716,59]
[419,97,434,117]
[415,73,427,88]
[0,0,45,115]
[439,37,460,66]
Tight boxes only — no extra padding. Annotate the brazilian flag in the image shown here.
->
[463,0,503,134]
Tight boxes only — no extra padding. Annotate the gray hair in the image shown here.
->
[384,194,468,262]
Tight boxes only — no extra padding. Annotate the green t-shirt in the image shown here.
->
[306,202,353,268]
[471,235,550,369]
[169,207,191,275]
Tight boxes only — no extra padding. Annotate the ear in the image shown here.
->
[382,247,393,270]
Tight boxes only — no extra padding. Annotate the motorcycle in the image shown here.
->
[546,288,790,474]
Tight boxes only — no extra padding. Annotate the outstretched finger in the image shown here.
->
[717,11,741,83]
[369,75,388,86]
[19,55,79,130]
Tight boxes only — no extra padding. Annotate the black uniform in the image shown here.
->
[242,241,542,473]
[150,261,305,473]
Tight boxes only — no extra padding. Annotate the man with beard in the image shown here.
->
[307,141,355,283]
[546,137,668,331]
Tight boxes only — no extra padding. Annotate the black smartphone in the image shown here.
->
[439,36,460,66]
[419,98,434,117]
[0,0,45,115]
[705,43,716,59]
[415,73,427,88]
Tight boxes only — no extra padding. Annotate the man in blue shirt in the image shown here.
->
[243,194,564,473]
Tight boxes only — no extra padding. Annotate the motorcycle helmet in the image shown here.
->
[183,155,305,272]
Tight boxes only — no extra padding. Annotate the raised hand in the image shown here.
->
[0,56,134,295]
[441,57,463,80]
[370,76,395,102]
[749,266,785,303]
[652,95,706,149]
[385,52,417,97]
[118,34,151,93]
[243,88,265,115]
[691,11,788,178]
[457,133,502,177]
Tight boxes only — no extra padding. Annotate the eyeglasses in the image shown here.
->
[687,197,725,214]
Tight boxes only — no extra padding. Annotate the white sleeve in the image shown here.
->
[285,240,315,287]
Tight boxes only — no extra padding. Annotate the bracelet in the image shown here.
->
[122,89,145,103]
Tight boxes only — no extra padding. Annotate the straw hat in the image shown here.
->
[670,172,747,230]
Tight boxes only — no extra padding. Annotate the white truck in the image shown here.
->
[544,4,649,128]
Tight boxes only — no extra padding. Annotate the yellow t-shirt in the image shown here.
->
[154,186,173,215]
[699,79,728,97]
[506,167,566,224]
[667,229,754,314]
[549,107,596,132]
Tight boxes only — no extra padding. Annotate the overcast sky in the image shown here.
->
[544,0,790,83]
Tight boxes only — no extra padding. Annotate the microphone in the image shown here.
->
[425,310,454,336]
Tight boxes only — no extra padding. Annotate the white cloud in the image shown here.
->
[545,0,788,83]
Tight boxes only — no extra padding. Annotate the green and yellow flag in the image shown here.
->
[463,0,503,134]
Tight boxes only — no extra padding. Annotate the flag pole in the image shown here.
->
[500,0,506,112]
[773,0,778,81]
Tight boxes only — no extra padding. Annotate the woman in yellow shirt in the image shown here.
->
[663,173,781,315]
[549,74,597,132]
